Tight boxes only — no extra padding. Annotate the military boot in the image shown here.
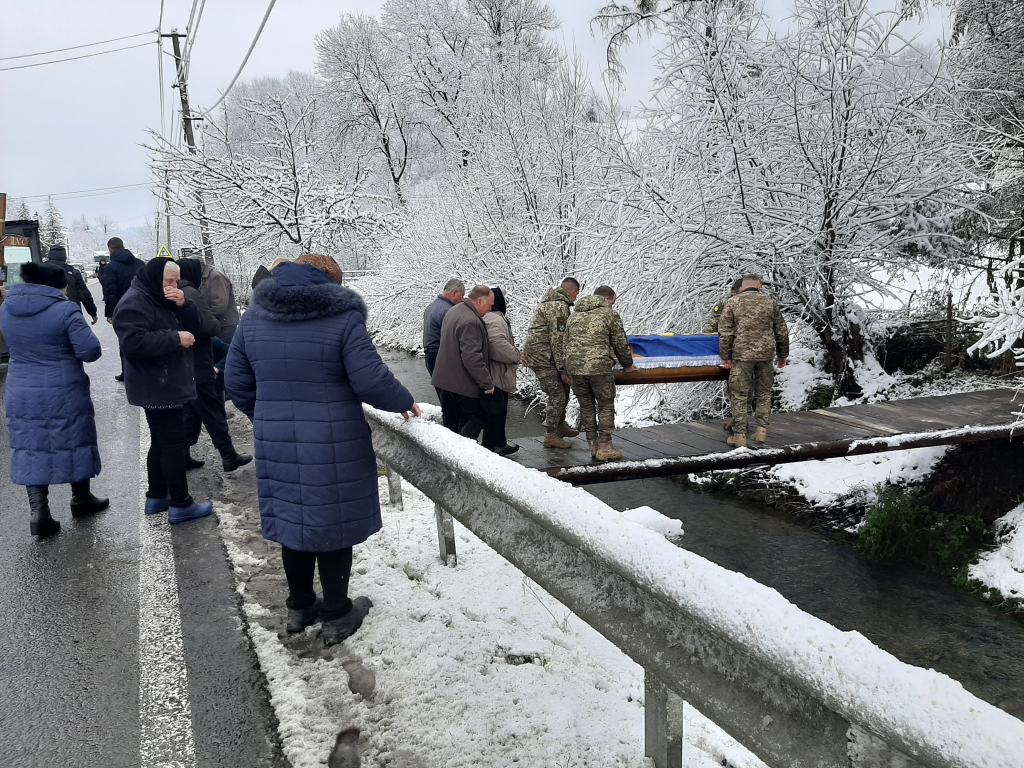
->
[727,434,747,449]
[27,486,60,538]
[753,428,768,444]
[586,432,599,458]
[556,421,580,438]
[543,432,573,449]
[593,441,623,462]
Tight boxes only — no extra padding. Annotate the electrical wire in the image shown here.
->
[201,0,278,113]
[184,0,209,78]
[0,41,153,72]
[21,183,153,201]
[0,30,154,61]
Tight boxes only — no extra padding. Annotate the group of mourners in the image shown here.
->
[422,271,790,456]
[2,246,419,646]
[422,277,637,461]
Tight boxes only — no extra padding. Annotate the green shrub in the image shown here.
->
[858,487,988,570]
[802,384,834,411]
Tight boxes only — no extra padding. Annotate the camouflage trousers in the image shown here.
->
[571,374,616,441]
[534,367,571,431]
[728,360,774,434]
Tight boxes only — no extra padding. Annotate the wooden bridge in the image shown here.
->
[509,387,1023,485]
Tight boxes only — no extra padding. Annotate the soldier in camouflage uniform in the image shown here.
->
[703,278,743,334]
[524,277,580,448]
[718,275,789,448]
[564,286,635,461]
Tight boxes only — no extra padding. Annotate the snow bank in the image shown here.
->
[367,406,1024,766]
[770,446,949,508]
[969,504,1024,602]
[214,489,760,768]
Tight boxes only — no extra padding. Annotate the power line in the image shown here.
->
[184,0,209,77]
[202,0,279,113]
[0,41,153,72]
[0,30,154,61]
[21,183,154,201]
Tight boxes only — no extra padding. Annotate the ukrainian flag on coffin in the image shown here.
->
[623,334,722,369]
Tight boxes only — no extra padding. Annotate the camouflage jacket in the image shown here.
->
[702,294,733,334]
[524,287,574,371]
[718,289,790,362]
[563,295,634,375]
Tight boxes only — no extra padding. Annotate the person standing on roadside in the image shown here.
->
[114,258,213,524]
[100,236,145,382]
[225,253,420,647]
[46,245,99,325]
[481,286,520,456]
[423,279,465,376]
[177,259,253,474]
[432,285,495,439]
[1,262,109,537]
[564,286,635,461]
[524,277,580,449]
[718,274,789,449]
[200,262,241,344]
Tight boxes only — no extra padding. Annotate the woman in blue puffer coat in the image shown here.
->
[226,254,420,646]
[1,262,109,537]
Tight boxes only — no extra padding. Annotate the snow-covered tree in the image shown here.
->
[596,0,987,396]
[9,197,32,220]
[39,196,68,256]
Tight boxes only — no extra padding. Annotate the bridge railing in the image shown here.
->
[366,405,1024,768]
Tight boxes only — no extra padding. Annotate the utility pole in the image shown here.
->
[164,29,215,266]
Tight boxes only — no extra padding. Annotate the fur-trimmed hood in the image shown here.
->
[250,262,367,322]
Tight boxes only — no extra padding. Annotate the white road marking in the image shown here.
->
[138,426,196,768]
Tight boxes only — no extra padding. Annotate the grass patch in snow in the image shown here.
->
[858,487,989,572]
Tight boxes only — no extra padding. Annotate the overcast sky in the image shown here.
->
[0,0,947,234]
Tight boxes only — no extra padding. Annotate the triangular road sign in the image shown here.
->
[156,245,174,259]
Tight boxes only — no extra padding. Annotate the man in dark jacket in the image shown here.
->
[431,285,495,440]
[100,237,145,381]
[201,263,241,343]
[177,259,252,473]
[46,245,98,324]
[225,256,420,646]
[422,279,465,375]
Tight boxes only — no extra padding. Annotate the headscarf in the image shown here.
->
[491,286,507,314]
[295,253,343,285]
[139,257,180,310]
[178,258,204,288]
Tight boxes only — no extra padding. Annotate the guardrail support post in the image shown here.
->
[645,671,684,768]
[386,465,403,510]
[434,503,457,567]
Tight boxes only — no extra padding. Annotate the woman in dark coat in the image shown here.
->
[113,258,212,524]
[1,262,109,536]
[226,254,420,646]
[177,259,251,473]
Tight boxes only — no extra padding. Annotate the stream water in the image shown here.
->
[381,349,1024,719]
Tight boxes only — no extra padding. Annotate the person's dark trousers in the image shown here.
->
[281,546,353,622]
[425,356,436,376]
[144,407,193,508]
[482,389,509,449]
[451,393,488,442]
[184,376,236,459]
[438,388,464,433]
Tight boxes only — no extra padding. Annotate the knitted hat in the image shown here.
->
[21,261,68,290]
[296,253,343,285]
[46,245,69,262]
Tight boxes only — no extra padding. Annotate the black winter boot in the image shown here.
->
[27,486,60,537]
[70,480,110,517]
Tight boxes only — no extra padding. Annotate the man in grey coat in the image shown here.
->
[422,279,465,375]
[431,285,495,439]
[200,263,241,343]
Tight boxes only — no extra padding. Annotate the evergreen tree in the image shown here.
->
[40,196,67,256]
[12,197,31,220]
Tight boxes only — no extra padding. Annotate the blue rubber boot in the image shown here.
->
[145,496,170,515]
[168,501,213,525]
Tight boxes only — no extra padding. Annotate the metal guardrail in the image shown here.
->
[366,406,1024,768]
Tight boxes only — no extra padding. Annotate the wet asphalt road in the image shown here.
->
[0,282,287,767]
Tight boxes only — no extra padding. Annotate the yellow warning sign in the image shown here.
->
[156,245,174,259]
